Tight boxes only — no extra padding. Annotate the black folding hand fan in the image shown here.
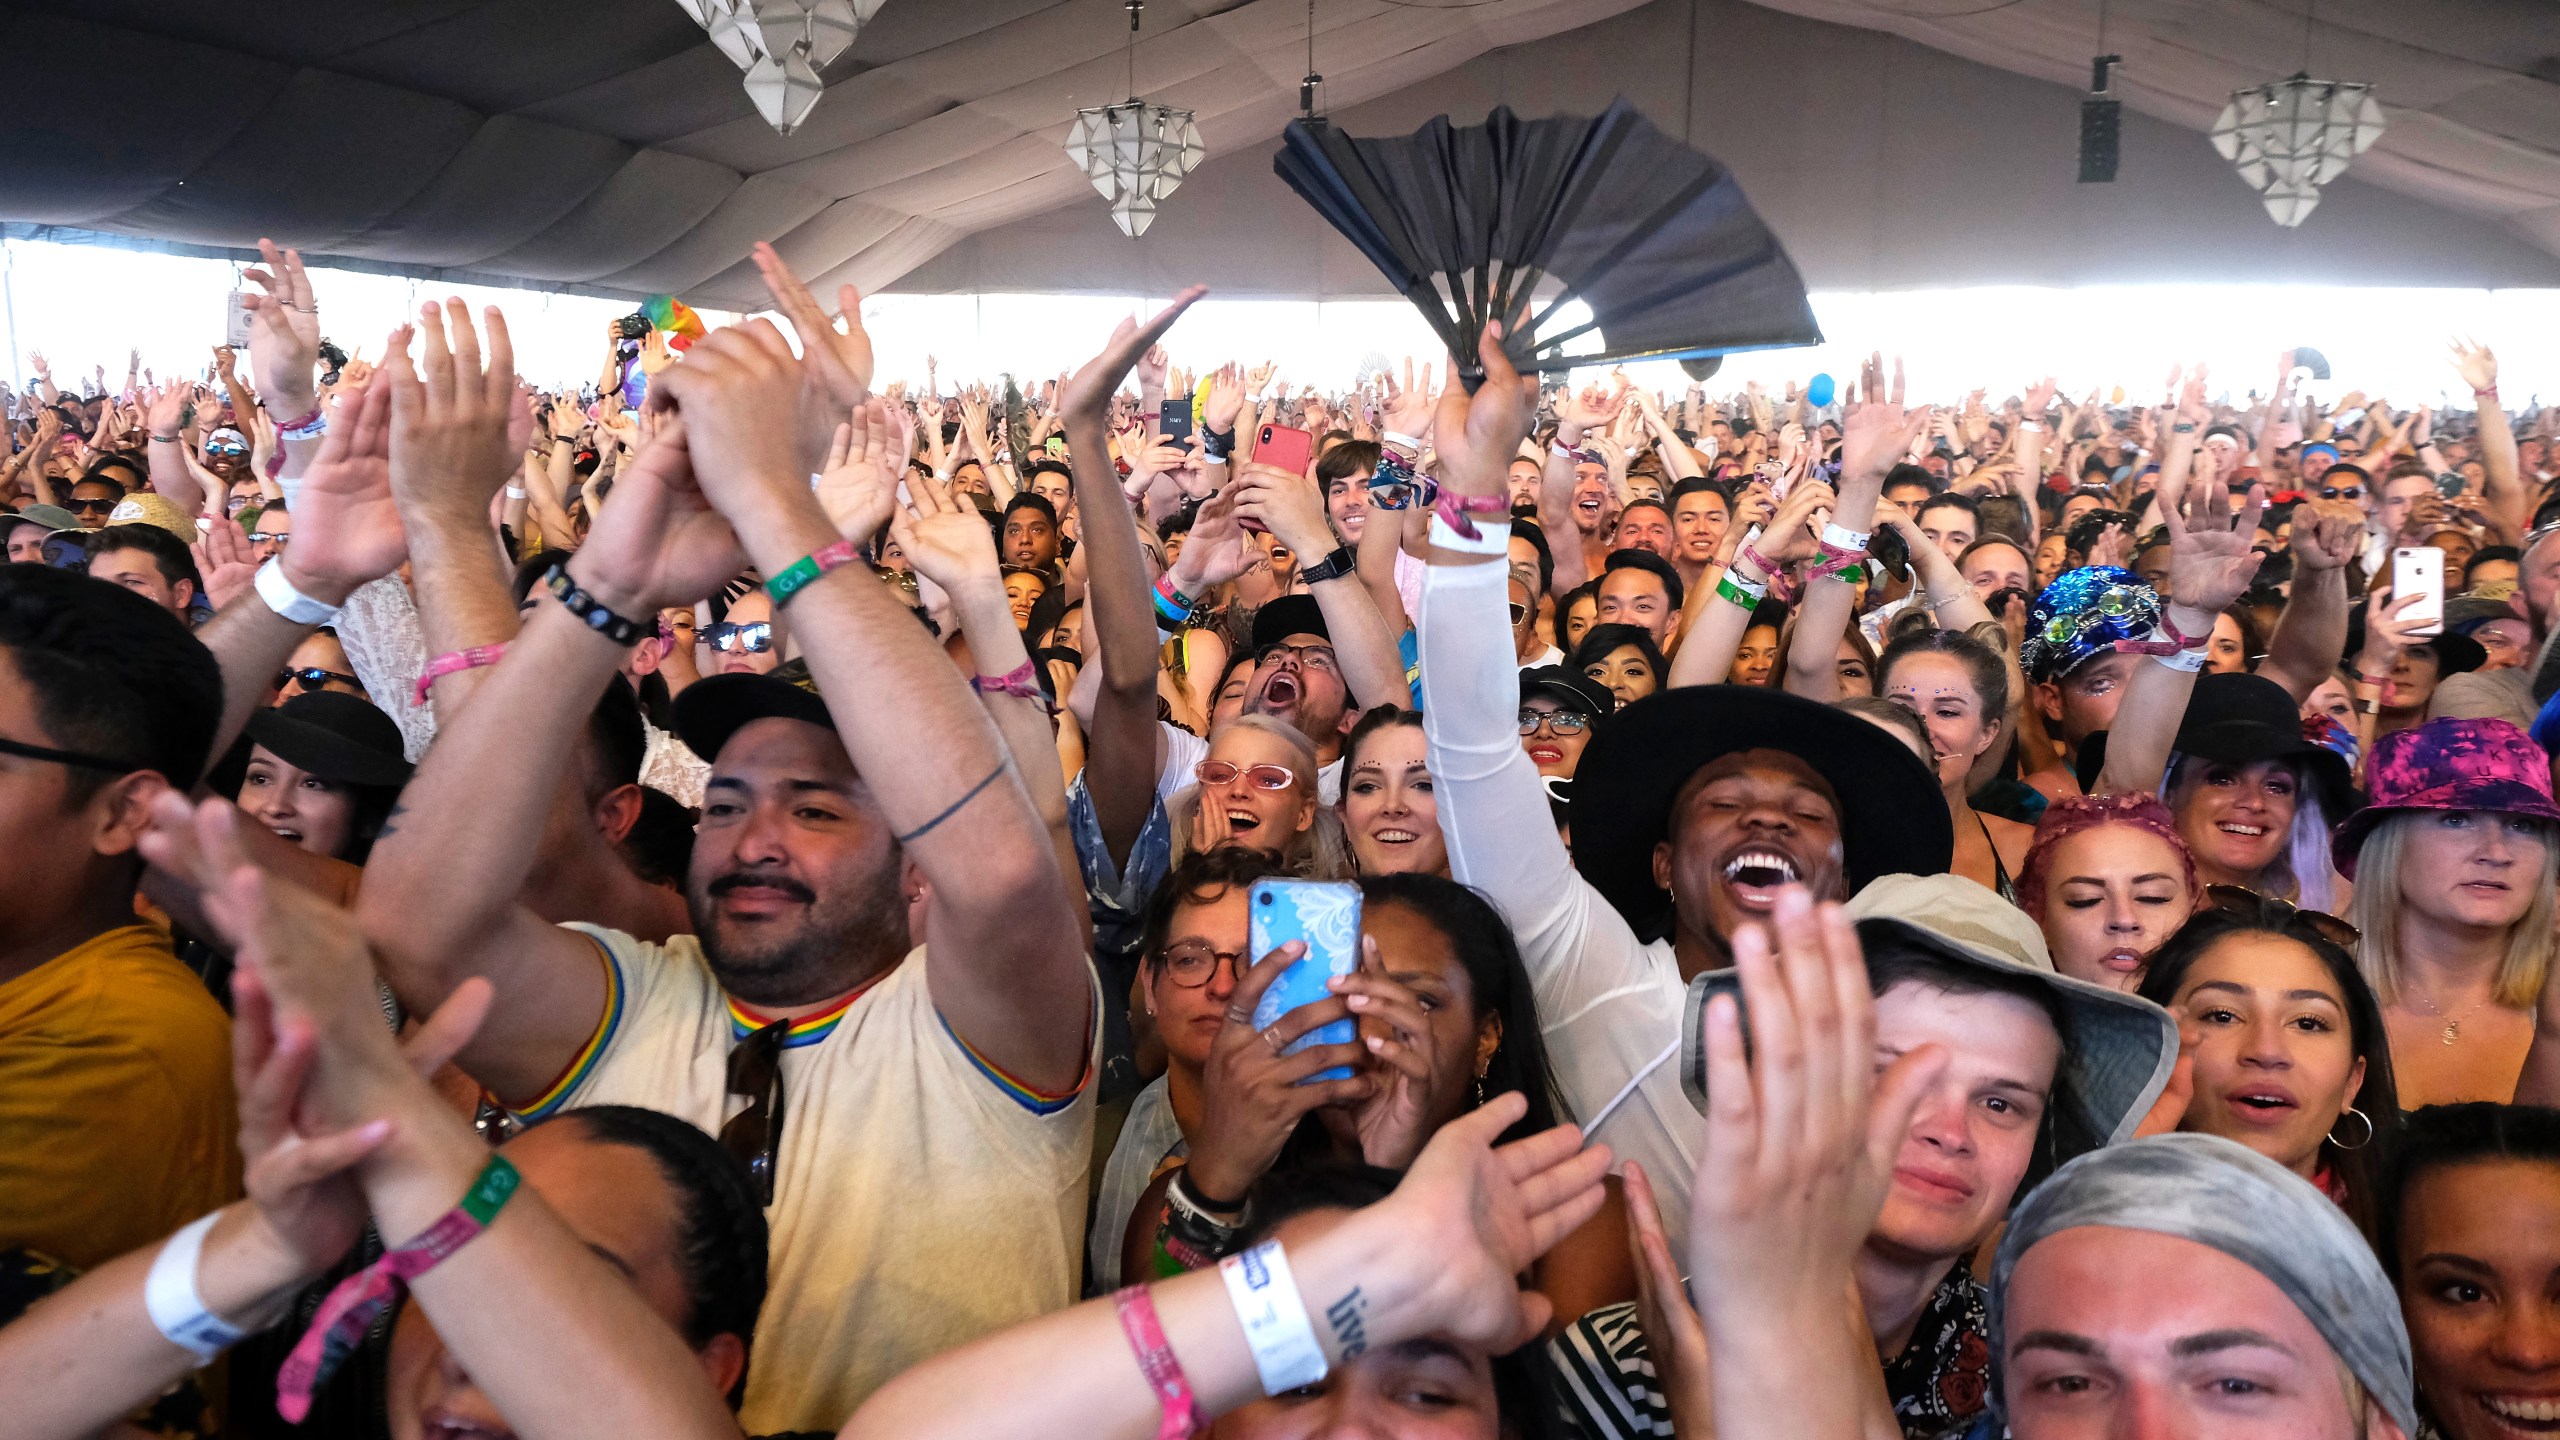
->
[1275,97,1821,389]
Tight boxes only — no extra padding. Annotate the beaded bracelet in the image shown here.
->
[542,559,649,646]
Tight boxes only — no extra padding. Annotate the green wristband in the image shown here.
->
[1715,573,1767,609]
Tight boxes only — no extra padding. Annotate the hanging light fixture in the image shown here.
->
[2209,0,2383,227]
[676,0,882,135]
[1063,0,1205,238]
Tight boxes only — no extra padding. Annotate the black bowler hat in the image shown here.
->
[242,692,412,789]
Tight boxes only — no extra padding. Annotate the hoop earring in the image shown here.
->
[2329,1106,2375,1151]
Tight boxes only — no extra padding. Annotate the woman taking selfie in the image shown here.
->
[2341,718,2560,1108]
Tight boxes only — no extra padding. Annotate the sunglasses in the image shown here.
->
[720,1020,787,1207]
[276,666,360,693]
[68,497,117,513]
[709,620,774,653]
[2199,883,2361,949]
[1195,759,1295,791]
[205,441,248,457]
[249,531,289,549]
[2319,484,2365,501]
[1157,942,1247,990]
[1508,602,1529,626]
[1518,709,1591,736]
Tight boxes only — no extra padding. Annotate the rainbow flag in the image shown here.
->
[645,294,706,351]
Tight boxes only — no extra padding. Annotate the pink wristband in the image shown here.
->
[1115,1285,1200,1440]
[973,659,1056,714]
[414,643,508,706]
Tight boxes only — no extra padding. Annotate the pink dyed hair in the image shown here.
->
[2014,791,2199,922]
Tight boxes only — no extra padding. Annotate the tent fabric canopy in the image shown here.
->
[3,0,2557,305]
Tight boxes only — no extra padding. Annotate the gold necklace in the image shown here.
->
[2405,989,2494,1046]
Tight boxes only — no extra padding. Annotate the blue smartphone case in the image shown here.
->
[1247,879,1364,1083]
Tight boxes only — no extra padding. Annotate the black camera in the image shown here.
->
[617,314,652,340]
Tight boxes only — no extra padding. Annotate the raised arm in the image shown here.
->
[1062,292,1208,869]
[842,1097,1606,1440]
[664,319,1091,1093]
[2096,480,2267,796]
[2453,339,2529,540]
[2255,498,2360,701]
[1234,460,1410,712]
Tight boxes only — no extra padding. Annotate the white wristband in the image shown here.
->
[2151,646,2209,673]
[2015,419,2045,433]
[505,485,529,499]
[1219,1241,1329,1395]
[1383,429,1423,452]
[254,558,341,626]
[145,1213,249,1361]
[1819,522,1870,551]
[1428,513,1508,555]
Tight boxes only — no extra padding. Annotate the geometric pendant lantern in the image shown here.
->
[675,0,884,134]
[2210,73,2385,227]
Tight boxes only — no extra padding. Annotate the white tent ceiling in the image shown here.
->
[4,0,2557,306]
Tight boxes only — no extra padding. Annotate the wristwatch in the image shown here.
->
[1299,544,1359,585]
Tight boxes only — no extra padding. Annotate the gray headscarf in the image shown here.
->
[1989,1133,2414,1436]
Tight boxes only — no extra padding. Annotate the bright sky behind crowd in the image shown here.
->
[8,234,2560,409]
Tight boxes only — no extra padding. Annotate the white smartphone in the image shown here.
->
[2392,547,2445,638]
[224,290,253,348]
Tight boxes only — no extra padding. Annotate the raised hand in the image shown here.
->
[1134,343,1170,395]
[2175,364,2211,427]
[2164,472,2265,619]
[1203,362,1247,436]
[2451,336,2498,394]
[2022,374,2058,420]
[752,240,874,463]
[1688,889,1944,1336]
[1430,322,1536,499]
[146,382,187,440]
[240,238,322,418]
[1380,358,1437,445]
[191,516,262,613]
[1753,479,1838,566]
[1230,460,1335,563]
[815,397,903,545]
[1168,482,1256,590]
[646,319,816,539]
[1839,352,1929,481]
[1183,939,1375,1205]
[1331,941,1447,1169]
[286,372,408,604]
[1246,360,1278,397]
[1059,288,1207,426]
[2359,586,2425,684]
[388,300,520,524]
[889,467,1003,604]
[570,410,748,616]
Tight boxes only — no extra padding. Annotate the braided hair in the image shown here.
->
[550,1106,769,1408]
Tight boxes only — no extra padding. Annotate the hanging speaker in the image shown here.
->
[2078,98,2121,183]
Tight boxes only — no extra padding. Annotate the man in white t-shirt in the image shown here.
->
[359,322,1095,1434]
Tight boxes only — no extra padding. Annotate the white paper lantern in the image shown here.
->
[2210,74,2385,227]
[1064,100,1206,237]
[675,0,889,135]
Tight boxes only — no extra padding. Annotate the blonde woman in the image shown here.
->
[2338,718,2560,1107]
[1168,713,1353,877]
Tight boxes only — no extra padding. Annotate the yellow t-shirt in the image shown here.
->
[0,925,238,1270]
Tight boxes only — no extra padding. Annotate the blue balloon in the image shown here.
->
[1805,372,1836,409]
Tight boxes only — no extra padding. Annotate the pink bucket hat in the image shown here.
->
[2332,717,2560,878]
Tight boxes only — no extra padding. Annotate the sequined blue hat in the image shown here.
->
[2021,566,2163,685]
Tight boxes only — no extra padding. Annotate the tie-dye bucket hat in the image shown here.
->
[2022,566,2164,685]
[2332,717,2560,877]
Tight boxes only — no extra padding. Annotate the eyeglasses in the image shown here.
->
[1195,759,1295,791]
[719,1019,787,1206]
[248,531,289,550]
[1157,942,1247,989]
[2199,883,2361,949]
[1519,709,1592,736]
[1255,641,1338,673]
[276,666,360,693]
[709,621,774,653]
[0,732,139,774]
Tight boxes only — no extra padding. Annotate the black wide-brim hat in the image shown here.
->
[242,692,413,789]
[2075,671,2359,819]
[672,669,836,766]
[1569,684,1953,940]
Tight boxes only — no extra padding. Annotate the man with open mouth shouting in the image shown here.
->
[1415,327,1953,1253]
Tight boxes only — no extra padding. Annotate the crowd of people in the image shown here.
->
[5,232,2560,1440]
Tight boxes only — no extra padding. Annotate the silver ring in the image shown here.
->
[1260,1026,1285,1055]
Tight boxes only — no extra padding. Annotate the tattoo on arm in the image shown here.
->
[1324,1287,1369,1360]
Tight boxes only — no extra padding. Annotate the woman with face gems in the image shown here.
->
[2137,893,2401,1234]
[1880,629,2032,902]
[2343,720,2560,1109]
[1336,707,1447,877]
[2015,792,2199,990]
